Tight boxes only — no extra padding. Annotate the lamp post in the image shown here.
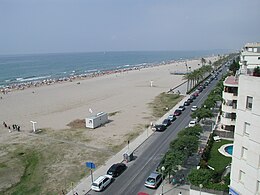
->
[199,183,203,195]
[161,166,165,195]
[30,121,37,133]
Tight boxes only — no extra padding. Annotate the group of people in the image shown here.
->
[3,121,21,132]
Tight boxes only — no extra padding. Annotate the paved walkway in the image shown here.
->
[67,84,189,195]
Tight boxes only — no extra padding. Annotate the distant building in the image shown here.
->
[229,43,260,195]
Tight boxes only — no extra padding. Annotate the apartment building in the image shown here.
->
[229,43,260,195]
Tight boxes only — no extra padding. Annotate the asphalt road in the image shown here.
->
[88,66,227,195]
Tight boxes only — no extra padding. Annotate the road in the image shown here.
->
[88,66,227,195]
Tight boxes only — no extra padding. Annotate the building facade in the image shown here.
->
[229,43,260,195]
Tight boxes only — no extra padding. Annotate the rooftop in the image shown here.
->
[245,42,260,47]
[224,76,239,86]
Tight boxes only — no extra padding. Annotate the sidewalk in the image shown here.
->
[155,183,190,195]
[68,85,189,195]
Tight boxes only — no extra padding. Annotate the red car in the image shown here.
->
[138,192,149,195]
[174,109,182,116]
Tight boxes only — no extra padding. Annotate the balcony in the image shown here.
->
[222,104,237,113]
[222,91,238,101]
[221,116,236,126]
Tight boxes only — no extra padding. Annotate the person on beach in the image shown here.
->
[3,121,7,128]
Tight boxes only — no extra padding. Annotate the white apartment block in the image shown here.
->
[229,75,260,195]
[229,43,260,195]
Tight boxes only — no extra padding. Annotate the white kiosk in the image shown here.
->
[85,112,108,129]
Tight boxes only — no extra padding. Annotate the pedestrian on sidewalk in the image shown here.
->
[178,192,182,195]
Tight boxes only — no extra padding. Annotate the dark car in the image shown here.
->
[174,109,182,116]
[184,101,190,106]
[154,124,166,131]
[178,105,185,111]
[187,98,193,104]
[162,119,171,127]
[107,163,127,177]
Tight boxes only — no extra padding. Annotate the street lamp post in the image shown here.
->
[161,166,165,195]
[199,183,203,195]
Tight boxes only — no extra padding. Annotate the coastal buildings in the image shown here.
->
[229,43,260,195]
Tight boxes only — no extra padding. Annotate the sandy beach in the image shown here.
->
[0,56,217,193]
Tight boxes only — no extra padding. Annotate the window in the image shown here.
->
[242,147,248,159]
[244,122,250,136]
[246,96,253,110]
[239,170,245,183]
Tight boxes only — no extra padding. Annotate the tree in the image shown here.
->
[178,125,202,137]
[191,107,213,121]
[170,135,199,156]
[201,58,207,66]
[229,60,239,75]
[253,66,260,77]
[188,169,213,186]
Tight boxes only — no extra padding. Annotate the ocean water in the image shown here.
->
[0,50,225,87]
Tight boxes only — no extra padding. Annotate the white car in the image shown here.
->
[191,106,198,111]
[188,120,197,127]
[91,175,112,192]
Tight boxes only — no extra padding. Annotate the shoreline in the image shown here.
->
[0,55,214,94]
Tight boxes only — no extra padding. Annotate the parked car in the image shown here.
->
[188,120,197,127]
[184,101,190,106]
[191,106,198,111]
[138,192,150,195]
[193,91,199,97]
[168,114,176,122]
[107,163,127,177]
[187,98,193,104]
[174,109,182,116]
[144,172,163,188]
[154,124,166,131]
[178,105,185,111]
[91,175,112,192]
[162,119,171,127]
[190,95,196,100]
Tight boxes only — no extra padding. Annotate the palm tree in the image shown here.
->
[201,58,207,66]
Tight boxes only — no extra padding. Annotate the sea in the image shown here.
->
[0,50,226,88]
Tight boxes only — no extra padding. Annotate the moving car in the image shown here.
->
[154,124,166,131]
[188,120,197,127]
[174,109,182,116]
[91,175,112,192]
[107,163,127,177]
[191,106,198,111]
[162,119,171,127]
[168,114,176,122]
[144,172,162,188]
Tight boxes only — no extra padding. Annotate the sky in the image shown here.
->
[0,0,260,54]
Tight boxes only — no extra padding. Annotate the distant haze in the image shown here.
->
[0,0,259,55]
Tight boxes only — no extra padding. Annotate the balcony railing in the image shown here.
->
[221,116,236,126]
[222,91,238,101]
[222,104,237,113]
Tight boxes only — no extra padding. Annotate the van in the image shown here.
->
[91,175,112,192]
[144,171,162,188]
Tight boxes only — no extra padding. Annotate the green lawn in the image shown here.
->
[148,92,183,118]
[207,139,233,172]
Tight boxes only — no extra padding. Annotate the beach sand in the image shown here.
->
[0,56,218,193]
